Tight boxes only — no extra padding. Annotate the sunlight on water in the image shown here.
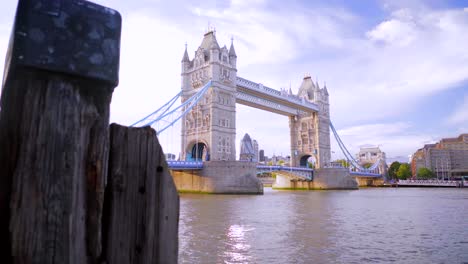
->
[223,225,253,264]
[179,188,468,264]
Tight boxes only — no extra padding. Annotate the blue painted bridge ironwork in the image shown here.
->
[167,161,314,180]
[167,161,204,170]
[132,78,385,178]
[166,161,381,181]
[349,171,382,178]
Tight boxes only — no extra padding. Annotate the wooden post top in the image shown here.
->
[3,0,122,87]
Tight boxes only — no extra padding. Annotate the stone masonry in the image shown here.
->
[180,30,331,169]
[289,76,331,168]
[180,30,237,162]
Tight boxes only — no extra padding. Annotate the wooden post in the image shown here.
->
[104,124,179,264]
[0,1,121,262]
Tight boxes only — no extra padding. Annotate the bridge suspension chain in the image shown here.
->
[329,122,382,173]
[131,90,182,127]
[131,80,212,134]
[130,80,381,174]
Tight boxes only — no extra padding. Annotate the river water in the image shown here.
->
[179,188,468,264]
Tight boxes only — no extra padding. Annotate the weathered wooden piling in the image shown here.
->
[0,1,180,262]
[0,0,120,262]
[104,124,179,264]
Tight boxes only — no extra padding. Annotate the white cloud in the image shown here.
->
[0,1,467,159]
[325,6,468,125]
[448,94,468,125]
[366,18,418,46]
[189,0,358,68]
[332,122,435,160]
[338,122,411,137]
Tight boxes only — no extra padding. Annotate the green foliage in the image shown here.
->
[417,167,435,179]
[307,162,315,169]
[333,159,350,168]
[278,160,285,166]
[362,163,373,169]
[388,161,401,179]
[267,161,273,166]
[396,163,411,180]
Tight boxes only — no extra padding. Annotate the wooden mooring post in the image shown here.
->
[105,124,179,263]
[0,1,179,263]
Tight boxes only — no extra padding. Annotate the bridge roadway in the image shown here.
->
[167,161,314,178]
[236,76,319,116]
[167,161,382,181]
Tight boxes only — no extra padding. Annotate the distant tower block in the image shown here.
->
[290,76,331,168]
[181,30,238,161]
[259,150,265,162]
[253,139,259,162]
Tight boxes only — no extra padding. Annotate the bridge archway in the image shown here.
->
[186,141,210,161]
[299,155,316,168]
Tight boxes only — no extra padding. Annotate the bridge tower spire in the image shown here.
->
[180,30,238,161]
[229,36,237,68]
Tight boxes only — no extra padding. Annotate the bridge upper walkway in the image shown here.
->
[236,76,319,116]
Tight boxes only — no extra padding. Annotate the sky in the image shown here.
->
[0,0,467,163]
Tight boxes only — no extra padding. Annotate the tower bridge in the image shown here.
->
[133,30,383,193]
[180,30,331,169]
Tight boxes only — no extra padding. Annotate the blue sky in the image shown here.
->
[1,0,467,162]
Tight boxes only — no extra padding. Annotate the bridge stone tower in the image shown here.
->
[180,30,237,161]
[290,76,331,168]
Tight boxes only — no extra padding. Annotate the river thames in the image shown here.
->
[179,188,468,263]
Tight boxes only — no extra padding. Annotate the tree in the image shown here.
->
[278,160,285,166]
[333,159,349,168]
[362,163,373,169]
[417,167,435,179]
[396,163,411,180]
[388,161,401,180]
[307,162,315,169]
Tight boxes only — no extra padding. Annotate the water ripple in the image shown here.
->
[179,188,468,263]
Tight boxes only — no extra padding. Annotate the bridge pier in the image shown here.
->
[354,177,385,187]
[273,173,314,190]
[171,161,263,194]
[273,168,358,190]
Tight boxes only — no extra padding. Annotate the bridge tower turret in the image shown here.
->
[180,30,237,161]
[316,83,331,167]
[290,76,331,168]
[181,44,191,89]
[229,38,237,68]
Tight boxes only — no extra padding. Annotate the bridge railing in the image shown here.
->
[236,77,319,111]
[256,165,314,172]
[167,161,203,169]
[398,179,460,186]
[349,171,382,177]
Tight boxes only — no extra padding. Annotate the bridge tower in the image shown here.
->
[290,76,331,168]
[180,30,237,161]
